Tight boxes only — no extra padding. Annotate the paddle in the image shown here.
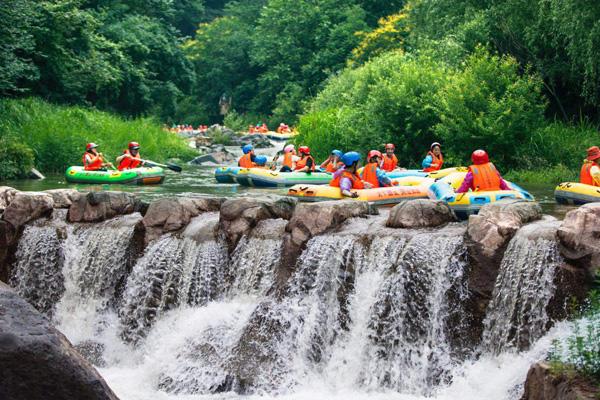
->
[141,159,182,173]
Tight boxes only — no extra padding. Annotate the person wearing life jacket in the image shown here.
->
[422,142,444,172]
[381,143,399,172]
[83,143,113,170]
[295,146,316,172]
[253,155,269,169]
[330,151,372,198]
[580,146,600,187]
[276,144,298,172]
[116,142,144,171]
[238,144,256,168]
[361,150,393,188]
[456,149,509,193]
[320,150,343,173]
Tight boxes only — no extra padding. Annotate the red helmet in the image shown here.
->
[385,143,395,150]
[368,150,382,160]
[128,141,140,150]
[86,143,98,151]
[471,149,489,165]
[298,146,310,155]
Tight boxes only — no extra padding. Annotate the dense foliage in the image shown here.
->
[0,98,195,176]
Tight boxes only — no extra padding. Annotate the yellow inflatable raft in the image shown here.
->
[428,172,534,219]
[554,182,600,205]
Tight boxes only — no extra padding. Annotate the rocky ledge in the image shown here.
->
[521,362,599,400]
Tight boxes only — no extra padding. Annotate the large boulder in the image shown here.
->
[2,192,54,229]
[386,199,456,228]
[0,186,19,212]
[0,221,17,283]
[557,202,600,271]
[45,189,84,208]
[67,191,141,223]
[521,362,598,400]
[218,197,296,251]
[0,282,119,400]
[190,151,236,166]
[143,196,224,243]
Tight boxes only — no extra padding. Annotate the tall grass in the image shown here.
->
[0,98,196,178]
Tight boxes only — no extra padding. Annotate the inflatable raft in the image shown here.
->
[554,182,600,205]
[385,166,467,180]
[65,166,165,185]
[235,168,333,187]
[266,131,296,141]
[428,172,534,219]
[214,166,242,184]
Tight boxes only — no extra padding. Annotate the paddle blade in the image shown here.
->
[166,163,182,172]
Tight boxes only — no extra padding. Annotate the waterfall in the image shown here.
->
[481,220,562,354]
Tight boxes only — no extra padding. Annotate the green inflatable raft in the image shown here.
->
[65,166,165,185]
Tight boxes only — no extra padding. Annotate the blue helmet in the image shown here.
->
[242,144,254,154]
[255,155,267,166]
[341,151,361,167]
[331,149,343,158]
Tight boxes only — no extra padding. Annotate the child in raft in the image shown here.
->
[330,151,372,198]
[580,146,600,187]
[83,143,114,170]
[320,150,343,172]
[238,144,256,168]
[295,146,316,172]
[455,149,509,193]
[422,142,444,172]
[381,143,405,172]
[273,144,298,172]
[361,150,393,188]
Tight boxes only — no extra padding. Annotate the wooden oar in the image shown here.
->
[141,159,182,173]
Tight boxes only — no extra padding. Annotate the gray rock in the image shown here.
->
[521,362,598,400]
[0,282,119,400]
[143,197,224,243]
[28,167,45,180]
[67,191,140,223]
[0,186,19,212]
[0,220,17,283]
[190,151,236,166]
[2,192,54,229]
[557,202,600,271]
[45,189,84,208]
[386,199,456,228]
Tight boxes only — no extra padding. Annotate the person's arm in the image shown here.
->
[455,172,473,193]
[377,169,393,187]
[320,157,331,169]
[340,177,358,198]
[495,170,510,190]
[422,155,433,170]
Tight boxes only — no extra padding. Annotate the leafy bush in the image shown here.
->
[549,289,600,382]
[0,98,196,179]
[0,137,34,180]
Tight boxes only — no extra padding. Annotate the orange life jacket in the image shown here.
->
[295,155,315,171]
[361,162,380,188]
[238,153,255,168]
[330,170,365,189]
[580,161,600,186]
[117,150,142,171]
[470,162,501,191]
[423,151,444,172]
[283,152,294,169]
[381,154,398,172]
[83,153,103,171]
[324,160,342,173]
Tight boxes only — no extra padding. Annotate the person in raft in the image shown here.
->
[116,141,144,171]
[254,155,270,169]
[361,150,393,188]
[330,151,372,198]
[320,150,343,172]
[380,143,399,172]
[422,142,444,172]
[275,144,298,172]
[83,143,114,171]
[580,146,600,186]
[455,149,509,193]
[295,146,316,172]
[238,144,256,168]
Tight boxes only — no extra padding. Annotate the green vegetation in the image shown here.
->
[0,98,195,177]
[549,289,600,383]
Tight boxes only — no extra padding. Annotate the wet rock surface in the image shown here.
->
[0,282,119,400]
[45,188,83,208]
[386,199,456,228]
[521,362,599,400]
[0,186,19,212]
[557,202,600,271]
[67,191,142,223]
[2,192,54,229]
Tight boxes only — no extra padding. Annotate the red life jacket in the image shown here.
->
[580,161,600,186]
[83,153,103,171]
[423,151,444,172]
[325,160,342,173]
[238,153,255,168]
[118,150,142,171]
[330,170,365,189]
[381,154,398,172]
[283,152,294,169]
[470,162,501,191]
[361,162,380,188]
[295,155,315,171]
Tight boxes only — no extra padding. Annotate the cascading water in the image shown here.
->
[481,220,563,354]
